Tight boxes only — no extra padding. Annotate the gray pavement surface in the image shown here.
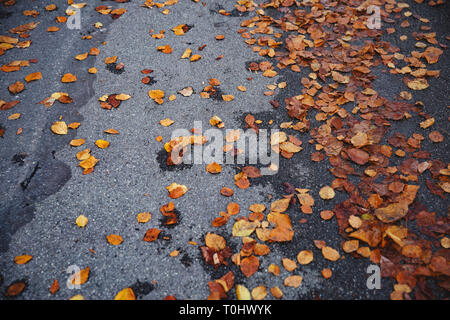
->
[0,0,448,300]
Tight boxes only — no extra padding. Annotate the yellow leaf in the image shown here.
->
[236,284,251,300]
[8,113,21,120]
[67,122,81,129]
[172,24,186,35]
[166,183,188,198]
[14,255,32,265]
[45,4,56,11]
[75,52,88,61]
[115,93,131,101]
[104,56,117,64]
[222,94,234,101]
[297,250,314,265]
[76,215,88,228]
[51,121,68,135]
[148,89,165,100]
[95,139,109,149]
[251,286,267,300]
[78,156,98,170]
[322,246,340,261]
[190,54,201,62]
[115,288,136,300]
[262,70,277,77]
[70,138,85,147]
[181,48,191,59]
[407,78,429,90]
[160,118,174,127]
[156,45,172,54]
[420,118,434,129]
[137,212,151,223]
[319,186,335,200]
[232,220,257,237]
[170,250,179,257]
[76,149,91,161]
[70,267,90,285]
[279,141,302,153]
[270,198,290,213]
[209,115,224,128]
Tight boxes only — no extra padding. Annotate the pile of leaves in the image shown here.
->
[198,0,448,300]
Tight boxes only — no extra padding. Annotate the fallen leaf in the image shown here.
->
[14,255,32,265]
[205,233,226,251]
[8,81,24,94]
[206,162,222,174]
[76,215,88,227]
[137,212,151,223]
[114,288,136,300]
[49,279,59,295]
[75,52,88,61]
[143,228,161,242]
[251,286,267,300]
[284,275,302,288]
[51,121,68,135]
[95,139,109,149]
[297,250,314,265]
[70,139,85,147]
[236,284,251,300]
[240,256,259,277]
[61,73,77,83]
[319,186,335,200]
[322,246,340,261]
[106,234,123,245]
[160,118,175,127]
[25,72,42,82]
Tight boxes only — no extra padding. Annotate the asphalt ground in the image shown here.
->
[0,0,448,300]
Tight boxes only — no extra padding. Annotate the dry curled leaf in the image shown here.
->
[143,228,161,242]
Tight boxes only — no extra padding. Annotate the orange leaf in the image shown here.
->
[106,234,123,245]
[25,72,42,82]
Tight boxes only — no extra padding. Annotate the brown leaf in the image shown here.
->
[347,148,369,165]
[240,255,259,277]
[8,81,24,94]
[205,233,226,251]
[143,228,161,242]
[49,279,59,295]
[5,281,26,297]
